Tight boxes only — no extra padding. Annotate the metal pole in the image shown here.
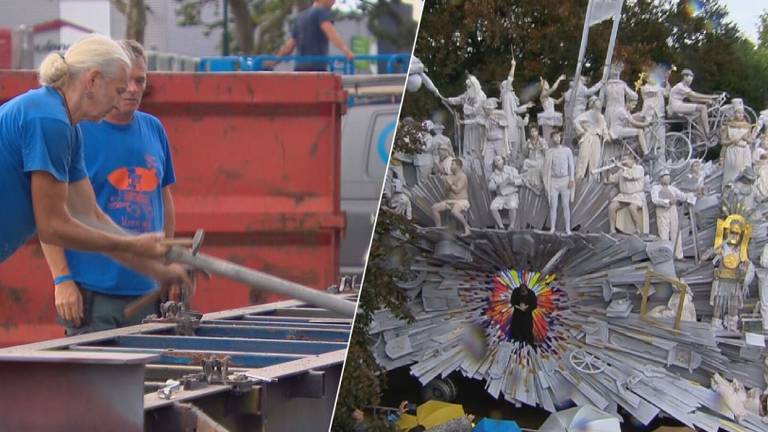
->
[603,0,624,79]
[565,0,594,145]
[168,249,357,317]
[223,0,230,56]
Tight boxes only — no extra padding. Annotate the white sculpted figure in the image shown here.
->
[488,156,522,230]
[431,158,472,237]
[413,121,436,185]
[720,99,754,188]
[679,159,707,196]
[429,123,453,171]
[667,68,721,136]
[384,168,412,219]
[542,129,574,234]
[648,283,696,322]
[651,170,694,260]
[710,374,763,424]
[754,152,768,202]
[522,125,547,193]
[757,244,768,331]
[640,70,671,154]
[500,58,533,165]
[477,98,509,176]
[406,56,442,97]
[607,154,649,234]
[445,75,487,157]
[537,74,566,144]
[574,96,610,179]
[612,98,652,156]
[601,62,638,130]
[434,135,456,176]
[725,167,759,210]
[753,132,768,163]
[564,74,603,131]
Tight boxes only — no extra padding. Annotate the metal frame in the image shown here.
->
[640,269,689,330]
[0,298,352,432]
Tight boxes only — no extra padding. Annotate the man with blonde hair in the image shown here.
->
[41,39,183,334]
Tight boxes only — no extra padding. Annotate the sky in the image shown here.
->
[710,0,766,43]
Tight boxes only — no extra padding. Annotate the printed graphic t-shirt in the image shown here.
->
[0,86,87,262]
[66,111,176,295]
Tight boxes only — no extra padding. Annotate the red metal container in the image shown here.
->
[0,71,347,346]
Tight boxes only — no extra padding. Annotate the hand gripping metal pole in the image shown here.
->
[166,247,357,317]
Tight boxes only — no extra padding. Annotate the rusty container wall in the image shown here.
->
[0,71,346,346]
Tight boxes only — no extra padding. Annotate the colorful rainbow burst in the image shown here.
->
[485,269,567,347]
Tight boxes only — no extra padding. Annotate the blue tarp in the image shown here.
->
[473,418,522,432]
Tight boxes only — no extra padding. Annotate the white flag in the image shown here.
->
[587,0,623,27]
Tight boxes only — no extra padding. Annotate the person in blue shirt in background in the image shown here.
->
[273,0,355,71]
[41,40,185,335]
[0,35,188,284]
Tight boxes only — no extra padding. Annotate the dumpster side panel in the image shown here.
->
[0,71,345,346]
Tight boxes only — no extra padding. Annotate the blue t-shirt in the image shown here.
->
[291,6,333,71]
[65,111,176,296]
[0,86,87,262]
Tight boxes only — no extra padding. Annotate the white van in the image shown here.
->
[340,102,399,275]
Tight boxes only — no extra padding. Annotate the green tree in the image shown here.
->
[759,10,768,50]
[332,117,423,431]
[406,0,768,125]
[112,0,150,44]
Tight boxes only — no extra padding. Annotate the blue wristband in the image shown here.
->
[54,274,75,286]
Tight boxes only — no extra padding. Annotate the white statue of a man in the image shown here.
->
[476,98,509,176]
[413,121,436,185]
[667,68,721,136]
[434,137,456,176]
[574,96,610,179]
[601,62,638,130]
[500,58,533,166]
[564,74,603,131]
[651,170,694,259]
[679,159,707,197]
[431,158,472,237]
[720,99,754,188]
[542,129,574,234]
[607,153,648,234]
[488,155,523,230]
[612,98,652,156]
[384,168,412,219]
[640,69,670,155]
[537,74,566,145]
[522,124,547,193]
[445,75,487,157]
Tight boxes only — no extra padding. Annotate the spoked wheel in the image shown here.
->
[664,132,692,169]
[689,128,709,159]
[569,349,607,374]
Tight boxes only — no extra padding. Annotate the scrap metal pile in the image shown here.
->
[372,159,768,432]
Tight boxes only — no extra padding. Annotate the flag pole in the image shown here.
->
[603,0,625,80]
[565,0,594,146]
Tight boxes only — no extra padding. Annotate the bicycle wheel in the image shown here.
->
[689,128,709,158]
[664,132,692,168]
